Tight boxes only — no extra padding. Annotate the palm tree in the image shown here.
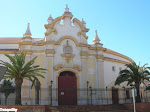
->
[0,79,15,105]
[0,52,46,105]
[115,62,150,103]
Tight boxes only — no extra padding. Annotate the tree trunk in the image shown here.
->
[15,79,23,105]
[135,83,141,103]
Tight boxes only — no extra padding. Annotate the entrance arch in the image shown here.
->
[58,71,77,105]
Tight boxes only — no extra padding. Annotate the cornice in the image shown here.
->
[0,41,19,44]
[18,41,34,45]
[88,46,106,51]
[45,49,55,54]
[104,57,130,64]
[21,37,32,40]
[105,50,134,63]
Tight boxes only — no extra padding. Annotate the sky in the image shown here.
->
[0,0,150,66]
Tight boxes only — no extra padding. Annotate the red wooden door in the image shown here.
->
[58,71,77,105]
[112,88,119,104]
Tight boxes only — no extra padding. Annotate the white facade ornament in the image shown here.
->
[63,40,73,54]
[23,23,32,37]
[64,4,72,15]
[47,14,53,24]
[93,30,100,44]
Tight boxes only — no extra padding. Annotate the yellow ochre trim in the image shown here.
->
[21,37,32,40]
[105,50,134,63]
[73,18,89,32]
[56,36,79,46]
[0,41,19,44]
[77,32,88,39]
[45,49,55,54]
[45,29,58,36]
[62,14,73,19]
[104,57,130,64]
[44,16,62,29]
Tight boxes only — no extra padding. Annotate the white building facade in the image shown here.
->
[0,5,133,105]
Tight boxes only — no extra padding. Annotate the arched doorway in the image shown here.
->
[58,71,77,105]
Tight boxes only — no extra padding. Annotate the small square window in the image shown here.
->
[112,66,116,71]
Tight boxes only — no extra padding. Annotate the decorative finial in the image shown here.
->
[93,30,100,44]
[81,18,86,27]
[81,18,84,22]
[48,14,53,19]
[65,4,69,12]
[26,23,31,34]
[64,4,72,14]
[95,30,97,34]
[47,14,53,24]
[23,23,31,37]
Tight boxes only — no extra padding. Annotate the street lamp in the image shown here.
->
[89,85,92,105]
[86,81,89,105]
[35,81,41,105]
[50,80,53,105]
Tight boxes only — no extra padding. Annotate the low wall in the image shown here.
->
[0,105,45,112]
[124,103,150,112]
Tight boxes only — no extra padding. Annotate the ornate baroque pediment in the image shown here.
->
[54,64,81,72]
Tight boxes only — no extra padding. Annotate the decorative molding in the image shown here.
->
[80,51,88,56]
[0,42,18,44]
[77,32,88,39]
[63,40,73,54]
[104,57,130,64]
[0,51,19,54]
[88,46,106,51]
[45,41,56,45]
[62,14,73,19]
[73,18,89,33]
[45,49,55,54]
[79,43,88,47]
[61,54,75,58]
[44,16,62,29]
[80,51,104,59]
[34,43,45,46]
[105,50,134,63]
[21,50,32,55]
[21,37,32,40]
[54,64,81,72]
[18,41,34,45]
[96,55,104,59]
[54,64,63,71]
[56,36,79,46]
[73,65,81,71]
[45,29,58,36]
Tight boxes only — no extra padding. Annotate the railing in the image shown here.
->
[0,86,150,105]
